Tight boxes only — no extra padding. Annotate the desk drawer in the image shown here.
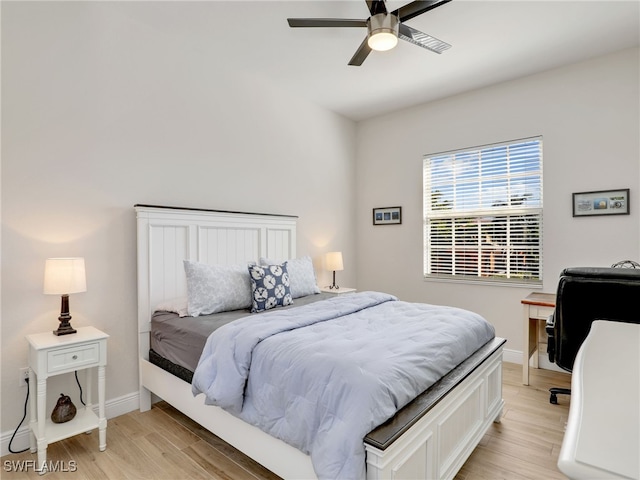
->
[529,305,554,320]
[47,342,100,374]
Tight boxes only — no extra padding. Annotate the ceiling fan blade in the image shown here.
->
[366,0,388,16]
[348,37,373,66]
[392,0,452,23]
[398,24,451,53]
[287,18,367,28]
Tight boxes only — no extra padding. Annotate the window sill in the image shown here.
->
[423,275,543,288]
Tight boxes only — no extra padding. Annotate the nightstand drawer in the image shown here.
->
[47,342,100,374]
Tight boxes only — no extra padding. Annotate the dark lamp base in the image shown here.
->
[54,295,77,335]
[329,270,340,290]
[54,323,77,336]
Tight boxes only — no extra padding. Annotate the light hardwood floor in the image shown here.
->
[2,362,571,479]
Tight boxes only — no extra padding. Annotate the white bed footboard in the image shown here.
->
[365,344,504,480]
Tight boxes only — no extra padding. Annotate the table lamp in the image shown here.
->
[44,257,86,335]
[325,251,344,290]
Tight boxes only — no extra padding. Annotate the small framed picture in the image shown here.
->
[572,189,630,217]
[373,206,402,225]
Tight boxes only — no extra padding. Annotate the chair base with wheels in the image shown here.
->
[549,387,571,405]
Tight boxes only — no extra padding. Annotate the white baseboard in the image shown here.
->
[503,348,523,365]
[1,391,139,457]
[537,355,566,373]
[503,347,566,373]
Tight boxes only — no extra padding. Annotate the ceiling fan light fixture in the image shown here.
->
[367,13,399,52]
[368,31,398,51]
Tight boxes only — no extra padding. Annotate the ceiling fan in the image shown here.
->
[287,0,452,66]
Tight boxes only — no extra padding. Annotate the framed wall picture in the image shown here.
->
[572,189,630,217]
[373,206,402,225]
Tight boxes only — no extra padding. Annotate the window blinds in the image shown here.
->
[423,137,543,284]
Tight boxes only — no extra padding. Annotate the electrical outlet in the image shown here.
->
[18,367,29,387]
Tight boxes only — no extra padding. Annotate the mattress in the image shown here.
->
[151,292,334,373]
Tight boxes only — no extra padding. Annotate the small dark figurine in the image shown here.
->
[51,393,77,423]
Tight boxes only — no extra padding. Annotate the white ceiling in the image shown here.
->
[119,0,640,121]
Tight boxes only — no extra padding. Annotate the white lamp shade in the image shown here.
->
[44,258,87,295]
[325,252,344,272]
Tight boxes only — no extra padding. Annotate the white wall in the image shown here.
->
[356,47,640,357]
[0,2,356,446]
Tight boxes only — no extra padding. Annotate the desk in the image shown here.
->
[558,320,639,480]
[521,292,555,385]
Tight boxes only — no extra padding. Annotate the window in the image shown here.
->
[423,137,542,284]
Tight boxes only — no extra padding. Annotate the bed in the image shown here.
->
[136,204,505,480]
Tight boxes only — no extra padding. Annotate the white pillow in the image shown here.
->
[259,255,320,299]
[154,297,189,317]
[183,260,252,316]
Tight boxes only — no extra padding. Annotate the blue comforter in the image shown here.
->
[192,291,495,479]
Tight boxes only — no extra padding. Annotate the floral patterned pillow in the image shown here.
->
[248,262,293,313]
[183,260,252,316]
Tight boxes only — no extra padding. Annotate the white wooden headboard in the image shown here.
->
[135,205,297,342]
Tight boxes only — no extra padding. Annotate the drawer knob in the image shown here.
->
[72,355,78,360]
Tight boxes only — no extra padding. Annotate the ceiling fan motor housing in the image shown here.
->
[367,13,400,51]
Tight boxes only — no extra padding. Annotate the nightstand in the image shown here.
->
[26,326,108,473]
[320,287,357,295]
